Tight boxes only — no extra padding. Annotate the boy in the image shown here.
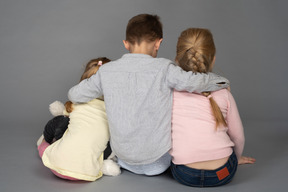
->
[68,14,229,176]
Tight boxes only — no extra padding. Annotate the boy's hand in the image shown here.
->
[238,156,256,165]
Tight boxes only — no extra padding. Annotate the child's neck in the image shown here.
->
[129,41,157,57]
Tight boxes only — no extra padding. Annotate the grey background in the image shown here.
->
[0,0,287,192]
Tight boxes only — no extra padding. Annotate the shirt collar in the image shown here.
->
[122,53,153,59]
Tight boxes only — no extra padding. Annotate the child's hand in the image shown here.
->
[238,156,256,165]
[65,101,74,113]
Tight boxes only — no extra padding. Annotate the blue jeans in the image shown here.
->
[170,152,238,187]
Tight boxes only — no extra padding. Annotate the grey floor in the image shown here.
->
[0,120,287,192]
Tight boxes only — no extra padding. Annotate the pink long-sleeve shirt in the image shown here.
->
[170,89,245,164]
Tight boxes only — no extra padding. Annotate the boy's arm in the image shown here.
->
[68,72,103,103]
[166,62,229,93]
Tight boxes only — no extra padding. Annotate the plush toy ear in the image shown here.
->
[49,101,65,116]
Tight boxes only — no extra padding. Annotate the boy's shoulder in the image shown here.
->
[154,57,173,63]
[100,54,176,73]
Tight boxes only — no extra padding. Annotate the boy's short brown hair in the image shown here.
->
[126,14,163,45]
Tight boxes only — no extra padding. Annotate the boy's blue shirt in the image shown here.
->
[68,53,229,165]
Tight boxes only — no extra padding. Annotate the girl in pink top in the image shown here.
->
[170,28,255,187]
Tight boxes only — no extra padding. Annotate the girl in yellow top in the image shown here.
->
[37,57,120,181]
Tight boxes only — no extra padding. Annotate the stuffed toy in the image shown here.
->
[38,100,121,180]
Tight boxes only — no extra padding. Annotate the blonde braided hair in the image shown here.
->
[178,47,208,73]
[176,28,227,128]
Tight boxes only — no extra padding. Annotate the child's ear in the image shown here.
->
[155,38,163,51]
[123,40,130,51]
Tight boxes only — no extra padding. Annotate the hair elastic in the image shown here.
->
[98,61,102,66]
[207,95,212,99]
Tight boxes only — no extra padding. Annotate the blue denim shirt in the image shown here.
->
[68,53,229,165]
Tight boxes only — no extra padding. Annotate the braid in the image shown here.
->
[202,92,227,129]
[179,47,207,73]
[176,28,215,73]
[176,28,227,129]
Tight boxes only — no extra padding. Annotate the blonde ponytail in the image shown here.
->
[202,92,227,129]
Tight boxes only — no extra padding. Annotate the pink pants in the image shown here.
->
[38,140,79,180]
